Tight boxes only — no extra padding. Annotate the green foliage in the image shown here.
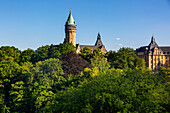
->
[53,69,169,112]
[9,81,25,112]
[0,45,169,113]
[28,58,65,90]
[32,83,55,113]
[91,55,110,75]
[106,47,145,70]
[105,50,117,63]
[35,45,51,62]
[21,58,66,112]
[48,44,61,58]
[20,48,35,63]
[0,60,21,87]
[80,46,93,62]
[0,60,23,113]
[0,46,21,63]
[32,43,75,63]
[93,48,104,57]
[158,67,170,84]
[57,43,76,57]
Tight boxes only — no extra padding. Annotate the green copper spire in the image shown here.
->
[65,9,76,25]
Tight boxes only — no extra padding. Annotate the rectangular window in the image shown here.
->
[161,56,163,59]
[166,56,167,59]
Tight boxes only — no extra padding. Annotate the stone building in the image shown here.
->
[64,10,107,54]
[136,36,170,70]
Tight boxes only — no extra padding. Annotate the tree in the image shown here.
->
[61,51,90,77]
[48,44,61,59]
[105,50,117,62]
[90,55,110,75]
[79,46,93,62]
[52,69,169,112]
[35,45,50,62]
[93,48,104,57]
[0,46,21,63]
[57,43,76,57]
[9,81,25,112]
[28,58,65,91]
[0,60,22,113]
[158,67,170,85]
[20,48,35,63]
[111,47,145,69]
[21,58,66,112]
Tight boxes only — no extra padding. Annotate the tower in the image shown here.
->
[64,10,77,46]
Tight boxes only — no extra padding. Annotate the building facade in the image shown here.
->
[64,10,107,54]
[136,36,170,71]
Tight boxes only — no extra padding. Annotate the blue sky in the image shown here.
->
[0,0,170,51]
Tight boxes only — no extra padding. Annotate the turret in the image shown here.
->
[64,10,77,46]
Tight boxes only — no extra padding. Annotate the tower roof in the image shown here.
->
[95,33,103,46]
[148,36,158,51]
[65,10,76,25]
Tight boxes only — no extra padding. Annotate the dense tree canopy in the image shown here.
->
[61,51,90,77]
[0,45,169,113]
[80,46,93,62]
[20,48,35,63]
[52,69,169,113]
[106,47,145,70]
[0,46,21,63]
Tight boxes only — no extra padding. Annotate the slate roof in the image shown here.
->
[79,45,98,49]
[136,46,148,52]
[136,36,170,53]
[148,36,158,51]
[159,47,170,52]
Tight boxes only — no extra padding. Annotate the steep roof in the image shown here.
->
[148,36,158,51]
[136,36,170,53]
[65,10,76,25]
[136,46,148,52]
[95,33,103,46]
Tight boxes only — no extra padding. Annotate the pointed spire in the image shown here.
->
[65,9,76,25]
[97,32,101,39]
[95,33,103,46]
[151,35,155,43]
[148,35,158,51]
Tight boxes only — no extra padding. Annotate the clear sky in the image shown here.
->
[0,0,170,51]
